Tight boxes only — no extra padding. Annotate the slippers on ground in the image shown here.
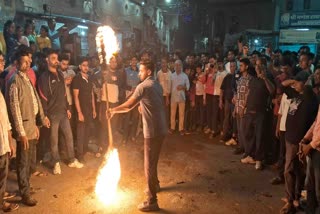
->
[2,202,19,212]
[32,171,48,177]
[3,192,16,200]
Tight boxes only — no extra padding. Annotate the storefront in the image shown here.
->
[279,11,320,55]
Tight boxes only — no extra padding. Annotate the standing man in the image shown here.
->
[37,49,83,175]
[108,60,167,212]
[211,58,228,138]
[123,55,140,143]
[72,57,97,162]
[0,51,19,212]
[169,60,190,135]
[47,19,61,51]
[6,50,50,206]
[157,56,171,124]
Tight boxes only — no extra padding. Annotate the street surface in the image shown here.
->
[6,133,291,214]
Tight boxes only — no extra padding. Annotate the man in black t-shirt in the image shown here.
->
[280,71,318,214]
[240,61,275,170]
[72,57,97,163]
[108,60,167,212]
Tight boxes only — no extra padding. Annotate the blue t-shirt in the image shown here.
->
[132,77,167,138]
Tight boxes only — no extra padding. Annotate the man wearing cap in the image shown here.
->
[280,71,319,214]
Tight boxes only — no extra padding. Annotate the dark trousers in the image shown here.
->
[0,153,9,205]
[277,131,286,178]
[212,95,222,133]
[195,95,205,128]
[123,105,140,142]
[306,150,320,214]
[222,100,233,140]
[144,135,165,203]
[236,116,244,149]
[76,121,91,161]
[284,141,305,202]
[163,96,170,126]
[49,114,75,164]
[16,139,37,197]
[241,112,265,161]
[184,101,195,131]
[206,94,214,130]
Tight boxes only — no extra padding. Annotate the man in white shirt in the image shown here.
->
[270,93,291,185]
[194,63,206,131]
[211,58,228,138]
[169,60,190,135]
[157,57,171,124]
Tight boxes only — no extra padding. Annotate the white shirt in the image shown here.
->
[101,83,119,103]
[278,93,291,131]
[214,70,228,96]
[224,61,239,73]
[19,36,29,47]
[157,69,171,96]
[0,92,11,156]
[171,71,190,103]
[195,72,206,96]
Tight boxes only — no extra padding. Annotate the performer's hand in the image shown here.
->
[67,110,72,119]
[106,109,114,120]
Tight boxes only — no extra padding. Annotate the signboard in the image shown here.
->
[279,29,320,43]
[281,12,320,27]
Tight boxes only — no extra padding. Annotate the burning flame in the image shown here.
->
[95,149,121,205]
[96,25,119,64]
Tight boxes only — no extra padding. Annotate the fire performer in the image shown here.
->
[107,60,167,212]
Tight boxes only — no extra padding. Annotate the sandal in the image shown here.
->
[32,171,48,177]
[2,202,19,212]
[3,192,16,200]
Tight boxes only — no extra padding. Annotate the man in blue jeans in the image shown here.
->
[38,49,83,174]
[108,60,167,212]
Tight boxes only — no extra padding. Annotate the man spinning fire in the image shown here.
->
[107,60,167,212]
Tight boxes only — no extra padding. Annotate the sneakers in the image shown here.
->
[225,138,238,146]
[53,162,61,175]
[255,161,263,170]
[240,156,256,164]
[68,159,84,168]
[137,201,160,212]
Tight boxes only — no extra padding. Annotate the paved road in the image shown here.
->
[6,133,289,214]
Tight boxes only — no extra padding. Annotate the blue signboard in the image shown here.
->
[281,12,320,27]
